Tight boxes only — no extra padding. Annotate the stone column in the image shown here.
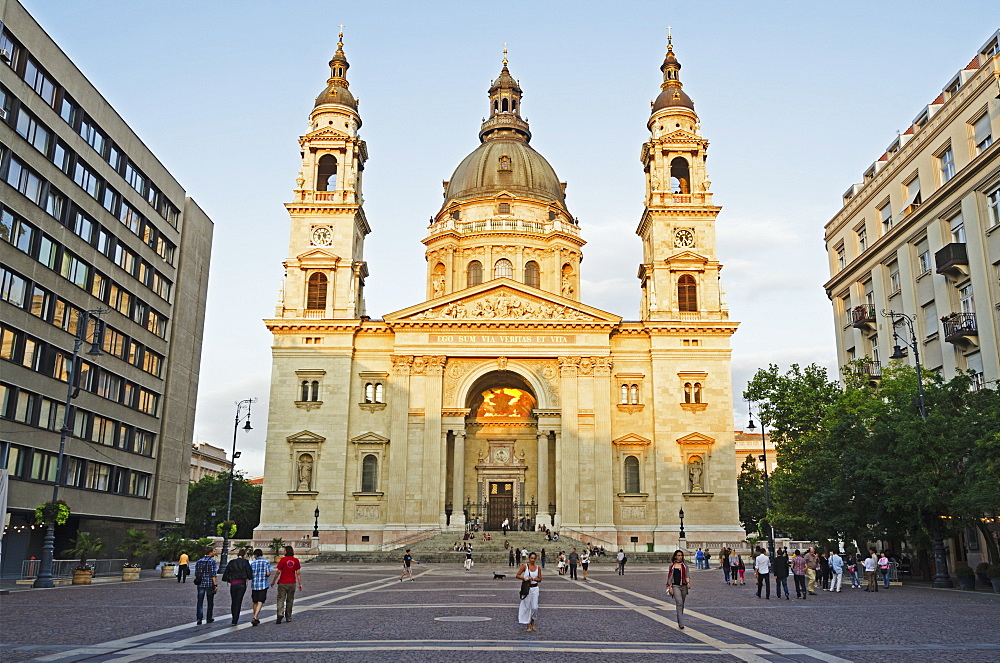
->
[593,357,615,529]
[552,431,562,529]
[385,355,412,526]
[422,356,446,525]
[535,430,549,529]
[557,356,580,528]
[452,430,466,530]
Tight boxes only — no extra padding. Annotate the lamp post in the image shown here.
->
[33,309,107,589]
[883,311,952,588]
[678,508,686,542]
[220,398,256,572]
[746,404,775,556]
[209,508,216,538]
[313,507,320,538]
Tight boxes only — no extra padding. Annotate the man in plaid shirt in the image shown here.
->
[194,548,218,625]
[249,549,272,626]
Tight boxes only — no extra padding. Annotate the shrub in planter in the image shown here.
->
[119,529,152,580]
[63,532,105,579]
[954,564,976,590]
[988,565,1000,593]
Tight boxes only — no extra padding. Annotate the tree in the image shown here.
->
[118,529,153,566]
[184,472,262,539]
[737,455,766,535]
[63,532,105,568]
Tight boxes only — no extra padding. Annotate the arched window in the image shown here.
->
[524,261,540,288]
[501,98,509,112]
[694,382,703,403]
[670,157,690,194]
[310,380,320,401]
[678,274,697,312]
[307,273,328,310]
[630,385,639,405]
[624,456,640,493]
[493,100,499,113]
[684,382,693,403]
[621,384,629,404]
[364,383,374,403]
[494,259,513,279]
[467,260,483,287]
[317,154,338,191]
[361,454,378,492]
[374,383,384,403]
[301,381,310,401]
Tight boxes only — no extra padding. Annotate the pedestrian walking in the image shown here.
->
[515,547,523,566]
[464,544,474,571]
[754,548,771,599]
[803,547,818,594]
[617,549,627,575]
[177,551,190,583]
[580,550,590,581]
[249,549,271,626]
[502,517,510,535]
[568,548,579,580]
[863,550,878,592]
[721,548,731,585]
[729,552,742,586]
[399,549,414,581]
[270,545,302,623]
[878,552,891,589]
[704,550,712,570]
[846,554,861,589]
[819,552,831,591]
[695,548,705,570]
[541,548,546,568]
[791,550,808,600]
[516,551,542,632]
[666,550,692,629]
[193,548,218,625]
[773,549,790,600]
[509,547,516,567]
[828,550,843,592]
[222,549,253,626]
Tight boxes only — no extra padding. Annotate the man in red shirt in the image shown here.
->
[269,545,302,623]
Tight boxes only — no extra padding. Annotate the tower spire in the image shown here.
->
[651,30,694,113]
[314,26,358,111]
[479,50,531,143]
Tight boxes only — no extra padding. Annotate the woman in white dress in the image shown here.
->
[516,552,542,632]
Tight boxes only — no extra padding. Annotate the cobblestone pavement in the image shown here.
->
[1,563,998,662]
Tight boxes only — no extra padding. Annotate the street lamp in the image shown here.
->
[883,310,952,588]
[678,508,686,541]
[33,309,107,589]
[313,507,320,538]
[209,507,216,538]
[746,404,775,556]
[220,398,256,572]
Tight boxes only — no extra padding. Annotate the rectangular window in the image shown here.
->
[137,389,159,416]
[15,108,51,154]
[102,327,126,357]
[967,352,985,391]
[146,309,166,337]
[72,161,100,198]
[78,118,106,155]
[73,212,94,243]
[903,175,921,214]
[23,58,55,105]
[95,372,122,401]
[949,212,966,243]
[916,238,931,274]
[6,157,43,204]
[124,163,145,194]
[0,267,27,307]
[134,430,154,456]
[64,457,85,487]
[959,283,975,314]
[0,326,15,360]
[44,189,64,220]
[91,415,116,446]
[938,147,955,183]
[888,261,900,294]
[52,141,68,171]
[988,187,1000,229]
[29,286,50,318]
[59,251,90,288]
[72,409,90,438]
[6,212,35,253]
[30,450,58,483]
[879,202,893,233]
[59,96,77,125]
[0,29,20,71]
[21,337,37,370]
[973,112,993,155]
[85,462,110,491]
[856,226,867,253]
[90,272,107,300]
[108,145,122,171]
[118,202,141,234]
[836,244,846,270]
[151,272,170,300]
[130,472,150,497]
[38,235,59,269]
[14,390,36,424]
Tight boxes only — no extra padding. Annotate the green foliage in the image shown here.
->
[744,361,1000,553]
[737,455,766,535]
[988,565,1000,579]
[157,533,192,562]
[118,529,153,567]
[62,532,105,567]
[268,537,285,555]
[35,500,70,526]
[954,564,974,576]
[184,472,262,539]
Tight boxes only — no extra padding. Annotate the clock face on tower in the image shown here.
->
[674,228,695,248]
[311,226,333,246]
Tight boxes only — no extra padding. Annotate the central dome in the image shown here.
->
[444,138,566,207]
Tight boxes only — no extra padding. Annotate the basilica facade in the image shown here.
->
[255,34,743,551]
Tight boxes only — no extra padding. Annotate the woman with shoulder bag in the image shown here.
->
[666,550,692,629]
[516,551,542,632]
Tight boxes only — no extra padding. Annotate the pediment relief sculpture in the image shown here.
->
[410,293,596,321]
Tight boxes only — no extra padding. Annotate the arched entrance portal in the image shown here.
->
[458,371,541,531]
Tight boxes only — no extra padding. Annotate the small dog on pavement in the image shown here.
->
[493,572,506,580]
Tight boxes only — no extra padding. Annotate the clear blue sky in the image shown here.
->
[23,0,1000,476]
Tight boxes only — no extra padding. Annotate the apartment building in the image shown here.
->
[824,30,999,391]
[0,0,212,576]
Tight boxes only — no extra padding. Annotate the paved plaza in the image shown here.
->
[1,563,999,662]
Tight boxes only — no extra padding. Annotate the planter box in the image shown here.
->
[956,575,976,591]
[991,578,1000,594]
[122,568,141,582]
[72,570,93,585]
[160,565,176,579]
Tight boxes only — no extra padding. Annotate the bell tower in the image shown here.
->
[278,30,370,320]
[637,35,728,323]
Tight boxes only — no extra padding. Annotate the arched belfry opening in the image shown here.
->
[670,156,690,194]
[450,370,544,531]
[317,154,338,191]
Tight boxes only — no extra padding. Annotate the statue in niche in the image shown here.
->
[297,454,314,491]
[688,458,703,493]
[432,276,445,298]
[561,274,574,298]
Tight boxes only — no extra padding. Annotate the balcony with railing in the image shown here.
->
[857,359,882,381]
[850,304,877,330]
[935,243,969,280]
[941,312,978,344]
[426,216,580,238]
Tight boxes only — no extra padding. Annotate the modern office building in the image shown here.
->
[0,0,212,576]
[255,33,742,552]
[823,30,999,568]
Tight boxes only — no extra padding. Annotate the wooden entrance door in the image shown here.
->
[486,481,514,530]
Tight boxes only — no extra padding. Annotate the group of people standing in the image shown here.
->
[716,546,894,599]
[188,545,302,626]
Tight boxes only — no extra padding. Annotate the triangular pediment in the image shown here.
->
[676,432,715,446]
[350,431,390,444]
[613,433,652,446]
[667,250,708,263]
[384,279,622,323]
[302,126,351,141]
[661,129,706,144]
[292,248,341,268]
[287,430,326,444]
